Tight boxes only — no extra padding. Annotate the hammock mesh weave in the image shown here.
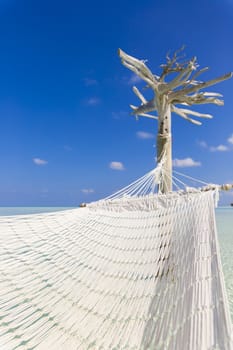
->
[0,181,233,349]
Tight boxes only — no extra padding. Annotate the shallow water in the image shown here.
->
[216,207,233,319]
[0,206,74,216]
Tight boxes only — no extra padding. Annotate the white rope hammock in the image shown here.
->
[0,164,233,349]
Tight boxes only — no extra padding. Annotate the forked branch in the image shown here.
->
[118,48,232,125]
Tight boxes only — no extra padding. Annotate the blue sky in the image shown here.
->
[0,0,233,206]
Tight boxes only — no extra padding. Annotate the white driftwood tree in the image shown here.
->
[118,48,232,193]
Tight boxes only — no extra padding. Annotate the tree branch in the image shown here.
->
[118,49,158,90]
[132,86,147,104]
[171,106,202,125]
[130,106,158,120]
[129,98,157,115]
[170,72,232,101]
[118,48,232,127]
[161,61,196,92]
[172,93,224,106]
[188,66,209,83]
[172,107,213,119]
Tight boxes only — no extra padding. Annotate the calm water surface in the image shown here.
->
[0,207,75,215]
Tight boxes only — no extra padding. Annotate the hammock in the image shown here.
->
[0,165,233,349]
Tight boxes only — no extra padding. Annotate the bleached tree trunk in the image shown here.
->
[118,48,232,194]
[157,97,172,193]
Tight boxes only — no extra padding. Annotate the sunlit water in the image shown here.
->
[0,207,233,319]
[216,207,233,319]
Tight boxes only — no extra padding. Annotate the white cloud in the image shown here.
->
[128,74,142,85]
[120,74,142,86]
[137,131,154,139]
[33,158,48,165]
[83,78,98,86]
[227,134,233,145]
[173,157,201,168]
[86,97,101,106]
[81,188,94,194]
[210,145,229,152]
[197,140,208,148]
[198,138,232,152]
[109,161,125,171]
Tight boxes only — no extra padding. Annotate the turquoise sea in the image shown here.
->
[0,206,233,319]
[0,207,75,216]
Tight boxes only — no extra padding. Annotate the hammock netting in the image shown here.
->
[0,167,232,349]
